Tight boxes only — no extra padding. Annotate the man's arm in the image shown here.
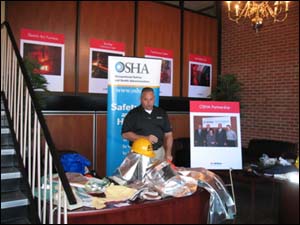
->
[122,132,142,142]
[122,132,158,144]
[164,131,173,161]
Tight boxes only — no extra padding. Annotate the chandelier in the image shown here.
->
[226,1,290,32]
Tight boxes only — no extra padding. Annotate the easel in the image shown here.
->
[223,168,237,222]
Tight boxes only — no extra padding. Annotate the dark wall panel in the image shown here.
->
[183,11,218,97]
[45,114,94,166]
[6,1,77,93]
[137,2,181,96]
[78,1,135,93]
[169,114,190,139]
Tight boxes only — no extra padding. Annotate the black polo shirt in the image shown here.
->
[122,105,172,150]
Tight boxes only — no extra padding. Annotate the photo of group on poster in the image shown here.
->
[89,39,125,93]
[193,116,238,147]
[20,28,65,92]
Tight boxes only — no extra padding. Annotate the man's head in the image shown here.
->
[141,87,155,110]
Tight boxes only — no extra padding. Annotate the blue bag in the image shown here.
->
[60,153,91,175]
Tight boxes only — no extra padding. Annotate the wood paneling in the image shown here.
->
[6,1,77,93]
[45,114,94,166]
[168,113,190,139]
[78,1,135,93]
[137,2,181,96]
[96,114,107,177]
[183,11,218,97]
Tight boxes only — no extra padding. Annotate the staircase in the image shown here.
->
[1,21,77,224]
[1,94,40,224]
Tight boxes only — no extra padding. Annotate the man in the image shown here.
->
[194,123,205,146]
[122,87,173,162]
[226,125,237,147]
[215,123,227,147]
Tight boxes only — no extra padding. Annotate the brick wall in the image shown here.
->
[222,2,299,148]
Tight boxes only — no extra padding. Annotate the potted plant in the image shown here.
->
[210,74,242,102]
[23,57,49,107]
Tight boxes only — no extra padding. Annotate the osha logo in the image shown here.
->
[115,62,149,74]
[115,62,125,73]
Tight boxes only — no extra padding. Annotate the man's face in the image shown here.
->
[141,91,155,110]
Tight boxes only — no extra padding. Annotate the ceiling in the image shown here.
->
[161,1,217,17]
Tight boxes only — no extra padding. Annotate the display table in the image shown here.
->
[279,181,299,224]
[214,169,299,223]
[66,188,210,224]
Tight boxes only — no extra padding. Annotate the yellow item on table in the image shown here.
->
[295,156,299,169]
[92,184,137,209]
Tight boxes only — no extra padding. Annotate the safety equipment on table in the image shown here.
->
[295,156,299,169]
[131,137,155,158]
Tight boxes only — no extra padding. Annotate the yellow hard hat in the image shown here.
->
[131,137,155,158]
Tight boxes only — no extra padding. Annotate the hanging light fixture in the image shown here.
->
[226,1,290,32]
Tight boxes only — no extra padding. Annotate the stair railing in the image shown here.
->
[1,21,76,224]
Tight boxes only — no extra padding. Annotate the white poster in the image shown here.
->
[188,54,212,98]
[145,47,173,96]
[190,101,242,170]
[20,28,65,92]
[89,39,125,93]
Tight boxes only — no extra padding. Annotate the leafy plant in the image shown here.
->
[23,57,49,108]
[210,74,242,101]
[23,57,49,92]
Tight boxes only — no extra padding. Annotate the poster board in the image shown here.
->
[188,54,212,98]
[20,28,65,92]
[88,39,125,93]
[190,101,242,169]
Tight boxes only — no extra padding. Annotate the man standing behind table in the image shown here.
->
[121,87,173,162]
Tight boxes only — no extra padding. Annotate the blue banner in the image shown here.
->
[106,56,161,176]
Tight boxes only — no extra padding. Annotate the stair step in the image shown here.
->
[1,133,14,147]
[1,191,29,209]
[1,148,15,156]
[1,115,9,127]
[1,167,22,192]
[1,128,10,134]
[1,167,21,180]
[1,217,31,224]
[1,148,17,168]
[1,205,30,224]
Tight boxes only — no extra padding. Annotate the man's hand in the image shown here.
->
[147,134,158,144]
[165,154,173,162]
